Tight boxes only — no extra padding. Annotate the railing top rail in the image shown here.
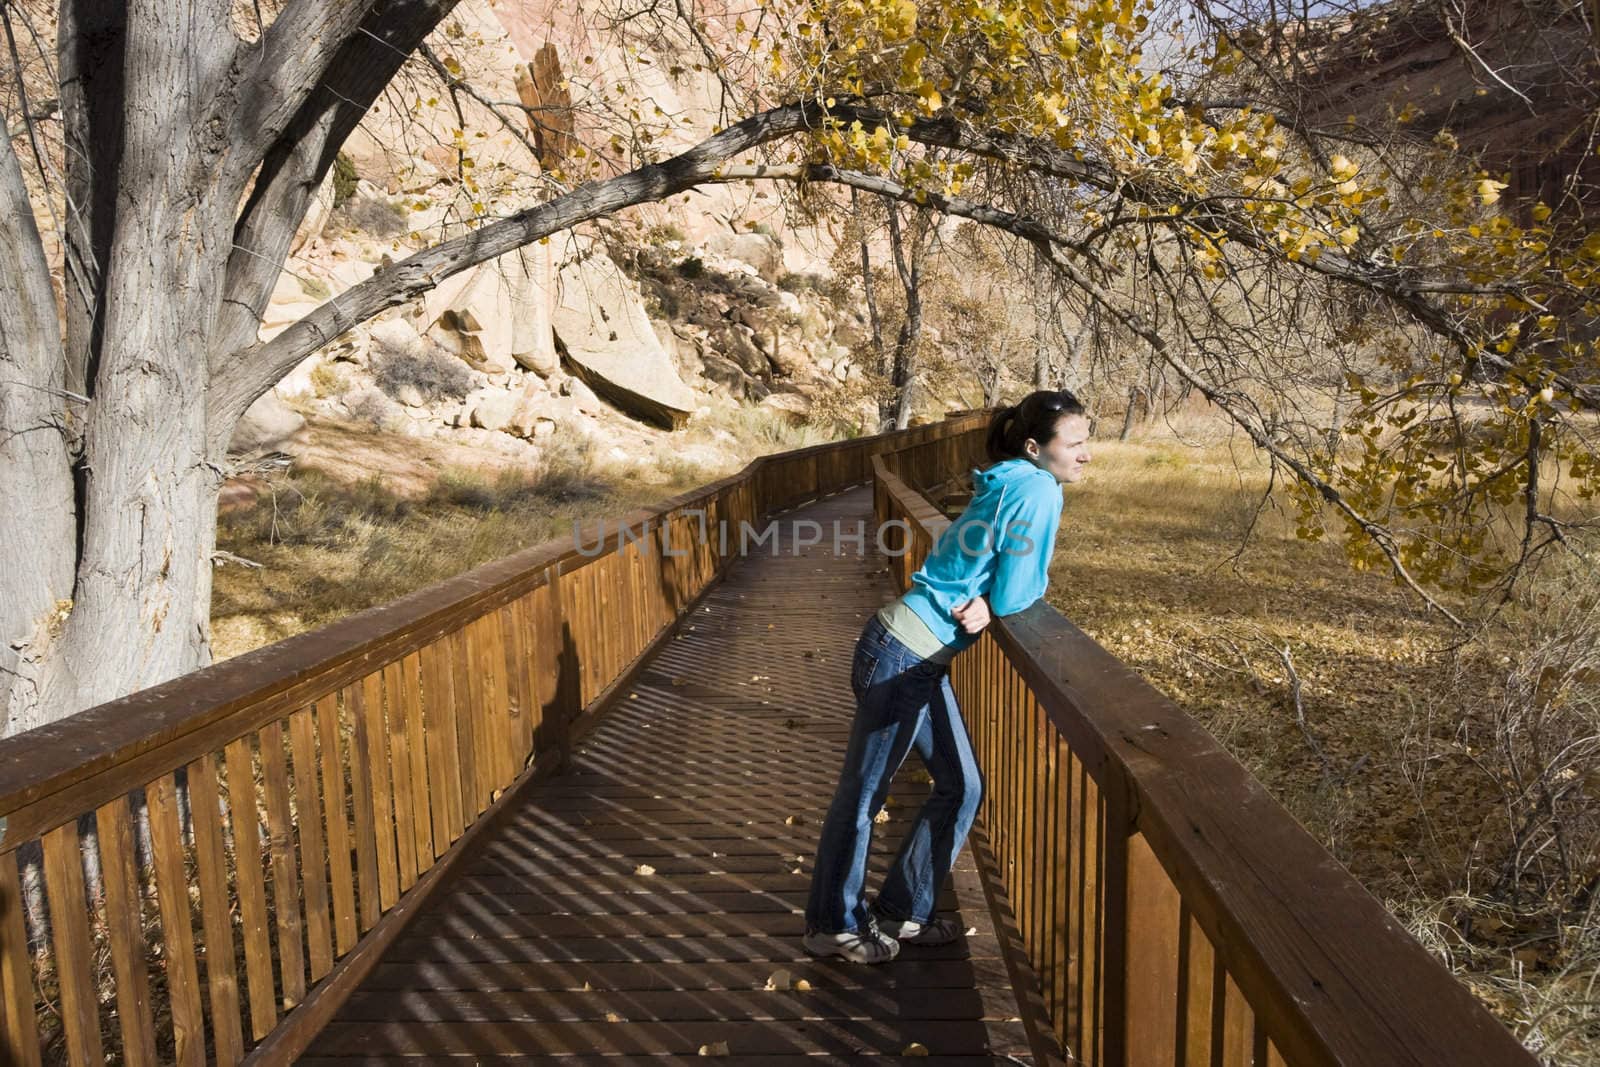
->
[0,413,986,850]
[873,456,1534,1067]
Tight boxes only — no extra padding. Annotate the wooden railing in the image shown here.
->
[0,412,987,1067]
[871,449,1537,1067]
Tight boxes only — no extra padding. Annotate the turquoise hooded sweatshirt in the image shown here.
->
[899,457,1063,652]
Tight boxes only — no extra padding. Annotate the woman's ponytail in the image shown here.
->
[985,389,1086,462]
[985,405,1019,462]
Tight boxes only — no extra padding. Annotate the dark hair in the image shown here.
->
[985,389,1087,462]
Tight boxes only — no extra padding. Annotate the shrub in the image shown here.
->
[309,361,349,398]
[332,152,358,205]
[297,274,332,301]
[371,341,474,403]
[646,222,686,245]
[677,255,704,279]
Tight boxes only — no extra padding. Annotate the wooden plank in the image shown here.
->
[188,752,246,1066]
[487,607,515,787]
[420,638,464,845]
[259,720,307,1008]
[1178,911,1216,1067]
[0,857,41,1067]
[315,695,359,955]
[361,670,400,911]
[41,821,104,1066]
[396,651,434,871]
[93,794,158,1065]
[1125,831,1182,1066]
[382,660,419,892]
[147,774,206,1064]
[499,601,531,773]
[448,628,482,819]
[1217,969,1253,1066]
[223,736,278,1039]
[345,680,381,931]
[289,708,335,982]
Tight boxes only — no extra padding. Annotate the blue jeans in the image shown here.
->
[805,614,985,934]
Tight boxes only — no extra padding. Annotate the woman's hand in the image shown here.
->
[952,596,992,635]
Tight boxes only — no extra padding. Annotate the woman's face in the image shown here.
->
[1026,413,1092,484]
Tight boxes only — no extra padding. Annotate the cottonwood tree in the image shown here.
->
[3,0,1598,733]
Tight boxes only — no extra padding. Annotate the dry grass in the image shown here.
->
[1048,423,1599,1063]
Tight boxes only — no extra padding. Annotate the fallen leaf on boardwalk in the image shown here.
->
[874,809,890,824]
[605,1012,624,1022]
[965,926,978,936]
[794,855,806,863]
[784,815,803,826]
[791,867,802,874]
[902,1043,930,1056]
[635,864,657,876]
[582,981,593,991]
[765,968,793,991]
[767,623,775,629]
[698,1042,729,1057]
[793,979,813,991]
[672,676,688,686]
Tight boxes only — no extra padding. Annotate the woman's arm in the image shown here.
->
[986,479,1063,616]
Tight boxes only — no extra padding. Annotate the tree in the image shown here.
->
[3,0,1597,733]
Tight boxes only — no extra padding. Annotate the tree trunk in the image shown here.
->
[885,203,924,431]
[1033,246,1052,388]
[0,110,77,736]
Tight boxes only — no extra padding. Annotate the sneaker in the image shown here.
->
[802,925,901,964]
[875,915,963,946]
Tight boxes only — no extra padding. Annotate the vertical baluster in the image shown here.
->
[1216,969,1254,1066]
[1123,832,1182,1066]
[0,857,40,1067]
[360,671,399,910]
[398,651,436,872]
[420,639,464,845]
[287,709,334,984]
[1177,909,1215,1067]
[383,659,419,893]
[94,795,158,1064]
[188,752,245,1064]
[0,855,41,1067]
[148,774,206,1063]
[315,696,359,954]
[258,721,306,1007]
[223,739,277,1040]
[343,682,381,930]
[483,612,514,789]
[41,822,105,1066]
[501,600,532,771]
[449,628,483,818]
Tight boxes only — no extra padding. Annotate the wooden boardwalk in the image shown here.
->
[300,485,1050,1064]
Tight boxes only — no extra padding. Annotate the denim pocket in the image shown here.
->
[851,644,883,697]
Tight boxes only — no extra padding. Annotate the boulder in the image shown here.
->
[706,231,783,282]
[370,317,425,359]
[760,391,812,425]
[550,237,696,428]
[469,390,519,432]
[712,322,770,377]
[230,391,306,454]
[424,247,553,375]
[560,375,605,415]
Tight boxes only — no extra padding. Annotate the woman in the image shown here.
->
[803,390,1091,963]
